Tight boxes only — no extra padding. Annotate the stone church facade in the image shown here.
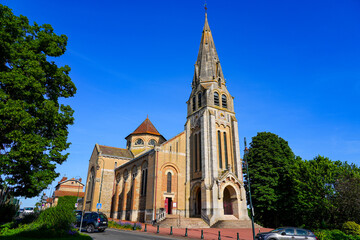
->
[83,13,250,227]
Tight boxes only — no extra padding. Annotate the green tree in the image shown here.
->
[0,4,76,197]
[246,132,299,228]
[293,156,339,228]
[331,164,360,226]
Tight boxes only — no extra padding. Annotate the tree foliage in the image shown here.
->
[246,132,299,227]
[0,4,76,197]
[246,132,360,229]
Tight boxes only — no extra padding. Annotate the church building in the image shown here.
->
[83,12,251,227]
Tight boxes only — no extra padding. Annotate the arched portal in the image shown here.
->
[223,188,233,215]
[196,188,201,216]
[222,185,239,218]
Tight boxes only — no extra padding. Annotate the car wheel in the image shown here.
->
[98,229,105,232]
[86,224,95,233]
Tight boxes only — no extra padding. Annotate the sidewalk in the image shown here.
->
[140,223,272,240]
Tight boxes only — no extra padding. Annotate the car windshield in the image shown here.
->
[25,207,33,210]
[271,228,284,233]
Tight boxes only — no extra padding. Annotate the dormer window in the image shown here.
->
[148,139,156,146]
[135,138,144,146]
[222,94,227,108]
[192,97,196,111]
[214,92,219,106]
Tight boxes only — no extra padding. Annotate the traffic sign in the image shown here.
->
[96,203,102,209]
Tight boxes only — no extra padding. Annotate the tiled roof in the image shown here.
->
[130,117,161,136]
[99,145,133,159]
[54,191,85,198]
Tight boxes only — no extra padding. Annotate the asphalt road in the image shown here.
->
[85,228,189,240]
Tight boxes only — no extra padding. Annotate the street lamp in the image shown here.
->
[244,137,256,240]
[97,158,105,212]
[75,176,81,209]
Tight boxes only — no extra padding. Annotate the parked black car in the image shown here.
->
[75,211,108,233]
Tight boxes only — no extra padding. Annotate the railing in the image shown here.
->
[156,208,167,223]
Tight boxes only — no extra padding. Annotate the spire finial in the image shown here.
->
[146,114,149,119]
[204,0,208,13]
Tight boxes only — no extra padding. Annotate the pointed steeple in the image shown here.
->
[194,12,224,85]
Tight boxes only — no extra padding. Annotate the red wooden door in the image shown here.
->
[165,198,168,213]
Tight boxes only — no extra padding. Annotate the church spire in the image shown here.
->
[193,11,224,85]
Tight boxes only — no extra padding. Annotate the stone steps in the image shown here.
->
[157,216,210,228]
[211,220,262,229]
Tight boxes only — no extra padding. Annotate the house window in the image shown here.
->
[167,172,172,193]
[222,94,227,108]
[192,97,196,111]
[214,92,219,106]
[135,138,144,145]
[198,93,202,108]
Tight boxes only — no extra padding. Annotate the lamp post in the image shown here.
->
[97,158,105,212]
[75,176,81,209]
[244,137,255,240]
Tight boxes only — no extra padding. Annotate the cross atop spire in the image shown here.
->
[193,11,225,86]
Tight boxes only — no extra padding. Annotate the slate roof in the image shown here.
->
[130,117,161,136]
[98,145,134,159]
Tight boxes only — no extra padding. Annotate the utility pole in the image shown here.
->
[244,137,256,240]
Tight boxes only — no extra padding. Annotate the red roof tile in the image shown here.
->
[54,190,85,197]
[130,117,161,136]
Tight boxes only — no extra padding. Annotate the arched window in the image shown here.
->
[214,92,219,106]
[148,139,156,146]
[218,131,222,168]
[135,138,144,145]
[199,133,202,171]
[192,97,196,111]
[167,172,172,193]
[222,94,227,108]
[198,93,202,108]
[223,132,228,168]
[87,167,95,200]
[141,162,148,196]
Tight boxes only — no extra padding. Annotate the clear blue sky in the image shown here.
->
[4,0,360,207]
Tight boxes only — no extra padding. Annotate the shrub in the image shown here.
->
[108,221,142,230]
[0,201,19,223]
[36,205,75,230]
[315,229,360,240]
[343,221,360,236]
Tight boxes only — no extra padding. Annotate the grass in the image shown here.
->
[0,234,92,240]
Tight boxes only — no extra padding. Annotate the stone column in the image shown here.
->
[184,120,191,218]
[231,117,242,179]
[130,166,139,222]
[112,174,123,219]
[120,172,129,220]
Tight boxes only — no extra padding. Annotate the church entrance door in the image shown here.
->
[195,188,201,216]
[223,187,233,215]
[165,198,172,214]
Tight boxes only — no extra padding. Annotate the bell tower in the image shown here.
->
[184,12,249,225]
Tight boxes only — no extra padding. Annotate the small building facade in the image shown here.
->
[83,13,250,227]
